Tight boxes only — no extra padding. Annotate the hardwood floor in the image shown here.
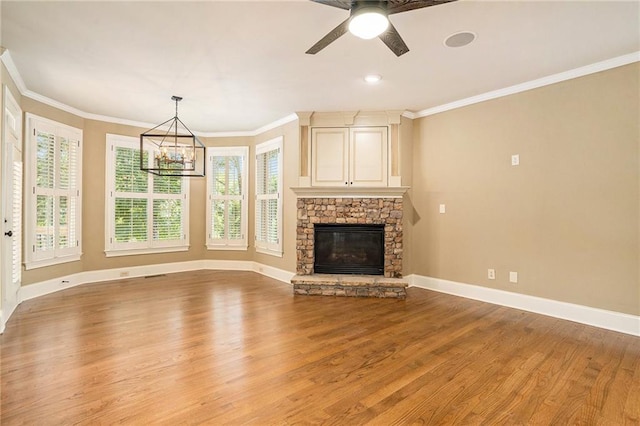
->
[1,270,639,425]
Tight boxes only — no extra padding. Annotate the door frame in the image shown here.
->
[1,85,23,332]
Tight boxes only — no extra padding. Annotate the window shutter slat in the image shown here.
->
[12,161,22,282]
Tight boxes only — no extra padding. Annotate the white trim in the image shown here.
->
[407,274,640,337]
[24,254,82,270]
[4,48,637,133]
[1,50,297,137]
[0,51,27,94]
[105,134,190,254]
[17,260,292,304]
[105,246,189,258]
[255,136,284,256]
[24,113,83,269]
[290,186,409,198]
[255,247,284,258]
[206,245,248,251]
[0,302,18,334]
[412,52,640,118]
[250,113,298,136]
[206,146,249,250]
[251,262,295,283]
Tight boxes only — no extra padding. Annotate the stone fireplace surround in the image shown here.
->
[296,197,403,277]
[292,196,407,299]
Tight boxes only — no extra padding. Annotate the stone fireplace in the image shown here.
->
[292,196,407,299]
[296,197,403,278]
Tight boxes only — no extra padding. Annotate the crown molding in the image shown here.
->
[3,48,638,132]
[0,51,27,94]
[411,51,640,119]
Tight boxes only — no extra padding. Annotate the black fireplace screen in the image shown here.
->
[314,224,384,275]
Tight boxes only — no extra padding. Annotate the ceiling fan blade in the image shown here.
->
[387,0,457,15]
[306,18,351,55]
[378,22,409,57]
[309,0,352,10]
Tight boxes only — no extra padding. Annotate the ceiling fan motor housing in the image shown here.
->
[350,0,388,16]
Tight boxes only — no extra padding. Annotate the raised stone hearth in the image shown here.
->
[292,274,407,299]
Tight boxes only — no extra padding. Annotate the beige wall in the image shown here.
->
[399,115,414,276]
[410,63,639,315]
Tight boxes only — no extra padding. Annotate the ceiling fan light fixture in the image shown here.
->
[348,8,389,40]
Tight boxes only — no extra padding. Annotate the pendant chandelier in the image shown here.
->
[140,96,206,177]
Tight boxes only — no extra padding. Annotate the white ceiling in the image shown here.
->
[1,0,639,133]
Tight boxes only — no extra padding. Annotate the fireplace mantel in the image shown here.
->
[290,186,409,198]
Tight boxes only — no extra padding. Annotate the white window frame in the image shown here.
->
[24,114,83,270]
[254,136,283,257]
[206,146,249,250]
[105,134,189,257]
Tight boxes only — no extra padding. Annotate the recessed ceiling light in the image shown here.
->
[364,74,382,84]
[444,31,476,48]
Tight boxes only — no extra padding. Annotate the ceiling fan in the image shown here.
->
[306,0,457,57]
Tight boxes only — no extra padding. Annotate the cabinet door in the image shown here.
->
[311,128,349,187]
[349,127,388,187]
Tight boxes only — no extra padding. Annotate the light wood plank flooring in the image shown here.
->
[1,270,639,424]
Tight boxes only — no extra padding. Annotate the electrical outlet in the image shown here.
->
[509,271,518,283]
[511,154,520,166]
[488,269,495,280]
[439,204,446,214]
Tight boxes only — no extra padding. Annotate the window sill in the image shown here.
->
[255,247,283,258]
[206,245,248,251]
[105,246,189,258]
[24,254,82,270]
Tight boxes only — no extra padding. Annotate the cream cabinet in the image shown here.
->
[311,127,388,187]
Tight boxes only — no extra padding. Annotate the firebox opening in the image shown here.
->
[314,224,384,275]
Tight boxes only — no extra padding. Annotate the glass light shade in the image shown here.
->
[348,10,389,40]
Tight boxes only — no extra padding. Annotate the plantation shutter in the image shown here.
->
[255,138,282,256]
[206,147,248,249]
[35,129,55,255]
[26,114,83,268]
[57,134,80,256]
[12,160,22,283]
[114,147,149,244]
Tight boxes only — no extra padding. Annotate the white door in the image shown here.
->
[2,86,23,324]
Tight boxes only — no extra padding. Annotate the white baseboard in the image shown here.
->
[18,260,293,305]
[251,262,295,284]
[11,267,638,337]
[406,274,640,337]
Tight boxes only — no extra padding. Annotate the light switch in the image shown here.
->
[509,271,518,283]
[511,154,520,166]
[439,204,446,214]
